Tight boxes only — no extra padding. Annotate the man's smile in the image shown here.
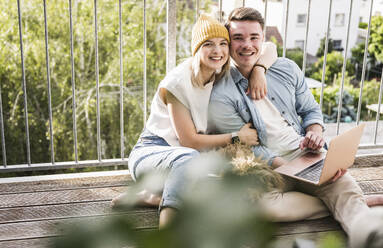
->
[239,51,255,56]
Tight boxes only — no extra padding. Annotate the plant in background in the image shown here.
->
[309,51,354,85]
[311,74,382,123]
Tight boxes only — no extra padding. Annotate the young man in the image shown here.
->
[207,7,383,247]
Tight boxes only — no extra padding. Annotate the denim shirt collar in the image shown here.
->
[230,66,249,91]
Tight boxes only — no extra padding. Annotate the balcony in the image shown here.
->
[0,0,382,247]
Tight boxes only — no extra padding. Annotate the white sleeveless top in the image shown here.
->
[146,58,214,146]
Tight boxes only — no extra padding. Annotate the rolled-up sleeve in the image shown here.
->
[293,64,324,131]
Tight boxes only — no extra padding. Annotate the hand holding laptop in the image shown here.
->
[331,169,347,182]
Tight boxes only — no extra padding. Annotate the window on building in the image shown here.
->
[295,40,304,50]
[335,13,345,26]
[297,14,306,26]
[333,40,342,51]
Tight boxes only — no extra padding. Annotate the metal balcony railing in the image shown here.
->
[1,0,382,172]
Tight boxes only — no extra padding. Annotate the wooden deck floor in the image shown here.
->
[0,155,382,248]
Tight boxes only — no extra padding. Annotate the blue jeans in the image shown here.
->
[128,129,200,210]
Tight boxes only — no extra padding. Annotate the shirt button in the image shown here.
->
[282,111,285,114]
[292,123,295,126]
[271,97,275,101]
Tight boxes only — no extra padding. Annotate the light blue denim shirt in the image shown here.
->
[208,58,324,166]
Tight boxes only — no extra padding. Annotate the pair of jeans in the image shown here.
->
[128,129,200,210]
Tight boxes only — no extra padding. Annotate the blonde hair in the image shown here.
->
[190,46,231,88]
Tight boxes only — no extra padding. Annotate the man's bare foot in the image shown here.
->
[366,195,383,207]
[110,189,161,208]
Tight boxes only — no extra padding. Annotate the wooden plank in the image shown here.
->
[276,217,341,236]
[0,166,380,195]
[0,200,156,224]
[0,179,380,224]
[0,237,55,248]
[0,174,132,195]
[0,186,127,208]
[0,212,158,242]
[0,177,380,211]
[349,167,383,181]
[358,180,383,194]
[354,154,383,168]
[0,214,344,243]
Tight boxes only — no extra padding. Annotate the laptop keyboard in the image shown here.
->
[294,159,325,183]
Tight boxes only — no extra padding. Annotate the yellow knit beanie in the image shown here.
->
[191,14,230,56]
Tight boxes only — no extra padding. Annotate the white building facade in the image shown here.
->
[219,0,380,58]
[359,0,383,23]
[282,0,362,57]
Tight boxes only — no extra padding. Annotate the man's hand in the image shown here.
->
[331,169,347,182]
[300,124,325,151]
[247,66,267,100]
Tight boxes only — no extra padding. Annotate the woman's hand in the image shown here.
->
[238,123,259,146]
[247,66,267,100]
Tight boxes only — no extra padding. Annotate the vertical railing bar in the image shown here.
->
[283,0,289,58]
[195,0,199,21]
[264,0,268,34]
[243,0,245,7]
[356,0,374,125]
[69,0,78,163]
[94,0,101,161]
[0,83,6,167]
[302,0,311,75]
[119,0,124,159]
[17,0,31,166]
[219,0,222,23]
[373,68,383,144]
[166,0,176,72]
[336,0,353,135]
[43,0,55,165]
[143,0,147,125]
[320,0,333,110]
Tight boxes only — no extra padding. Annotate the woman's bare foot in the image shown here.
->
[136,190,161,207]
[366,195,383,207]
[111,189,161,208]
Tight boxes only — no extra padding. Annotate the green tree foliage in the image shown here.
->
[351,16,383,80]
[311,76,381,122]
[309,51,354,85]
[316,37,334,57]
[0,0,204,165]
[369,16,383,62]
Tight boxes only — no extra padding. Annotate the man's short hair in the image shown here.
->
[225,7,265,31]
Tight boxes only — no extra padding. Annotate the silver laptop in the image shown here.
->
[274,124,366,185]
